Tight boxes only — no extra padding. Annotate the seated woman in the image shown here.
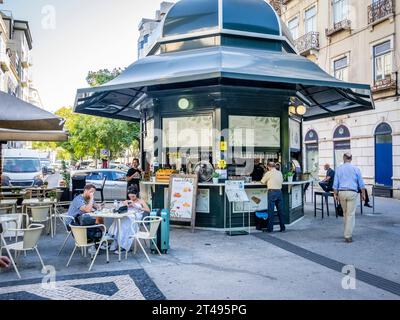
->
[108,186,150,254]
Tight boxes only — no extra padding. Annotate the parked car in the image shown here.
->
[40,159,55,175]
[70,169,128,201]
[109,163,130,172]
[2,149,43,187]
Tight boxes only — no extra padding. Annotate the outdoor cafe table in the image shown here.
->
[89,209,136,262]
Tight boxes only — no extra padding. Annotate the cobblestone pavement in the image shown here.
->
[0,196,399,300]
[0,269,165,300]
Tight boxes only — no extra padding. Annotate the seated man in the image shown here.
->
[67,184,104,254]
[319,164,335,193]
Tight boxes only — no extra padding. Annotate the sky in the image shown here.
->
[1,0,176,112]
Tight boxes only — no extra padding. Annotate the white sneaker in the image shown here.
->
[88,245,97,255]
[109,241,118,252]
[100,243,108,250]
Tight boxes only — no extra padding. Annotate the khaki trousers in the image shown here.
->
[338,191,358,239]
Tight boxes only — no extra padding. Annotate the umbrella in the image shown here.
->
[0,92,68,186]
[0,91,64,131]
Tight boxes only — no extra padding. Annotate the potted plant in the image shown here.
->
[212,172,220,184]
[284,172,294,183]
[48,190,57,202]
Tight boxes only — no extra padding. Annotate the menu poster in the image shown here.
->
[290,118,301,151]
[233,188,269,213]
[229,116,280,148]
[168,174,198,232]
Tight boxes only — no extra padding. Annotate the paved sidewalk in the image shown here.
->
[0,196,399,300]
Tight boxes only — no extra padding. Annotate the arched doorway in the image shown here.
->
[305,129,319,179]
[333,125,351,168]
[375,123,393,187]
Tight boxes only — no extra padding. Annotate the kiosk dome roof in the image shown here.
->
[163,0,282,38]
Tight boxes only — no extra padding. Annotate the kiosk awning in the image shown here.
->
[75,46,374,122]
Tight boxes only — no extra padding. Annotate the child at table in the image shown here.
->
[107,186,150,254]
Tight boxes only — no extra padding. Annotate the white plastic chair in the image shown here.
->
[66,224,109,271]
[27,205,53,238]
[57,214,75,255]
[53,201,71,236]
[0,205,14,214]
[127,216,162,263]
[0,223,46,279]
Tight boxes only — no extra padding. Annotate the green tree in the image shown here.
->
[86,68,122,87]
[32,69,140,163]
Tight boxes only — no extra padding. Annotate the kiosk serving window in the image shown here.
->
[229,116,280,148]
[162,115,214,168]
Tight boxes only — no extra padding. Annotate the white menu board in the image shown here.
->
[229,116,280,148]
[168,174,198,232]
[225,180,249,203]
[233,188,269,213]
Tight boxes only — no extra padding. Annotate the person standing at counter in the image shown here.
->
[261,162,286,233]
[126,158,142,197]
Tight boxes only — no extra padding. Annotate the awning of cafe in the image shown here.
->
[75,45,374,122]
[0,91,66,131]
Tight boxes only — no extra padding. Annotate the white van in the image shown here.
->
[2,149,44,187]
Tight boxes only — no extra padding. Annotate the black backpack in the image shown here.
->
[74,213,103,242]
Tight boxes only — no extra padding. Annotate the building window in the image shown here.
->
[305,5,317,33]
[332,0,348,24]
[334,56,349,81]
[333,125,351,168]
[373,40,392,81]
[288,16,299,40]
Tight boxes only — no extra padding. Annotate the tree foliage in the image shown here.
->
[35,68,140,161]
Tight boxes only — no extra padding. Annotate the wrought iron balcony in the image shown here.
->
[368,0,395,25]
[294,32,320,55]
[0,52,10,72]
[372,73,397,93]
[325,19,351,37]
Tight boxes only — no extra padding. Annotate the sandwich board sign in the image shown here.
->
[168,174,198,232]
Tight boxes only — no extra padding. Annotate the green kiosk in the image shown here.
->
[75,0,374,230]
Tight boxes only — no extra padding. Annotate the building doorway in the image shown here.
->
[375,123,393,187]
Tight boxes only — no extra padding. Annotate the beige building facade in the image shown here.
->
[0,8,42,148]
[270,0,400,197]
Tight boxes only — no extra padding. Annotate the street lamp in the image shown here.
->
[296,105,306,116]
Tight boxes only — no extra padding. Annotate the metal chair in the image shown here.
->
[27,205,53,237]
[57,214,75,255]
[71,175,87,199]
[96,176,107,203]
[66,224,109,271]
[1,223,46,279]
[127,216,162,263]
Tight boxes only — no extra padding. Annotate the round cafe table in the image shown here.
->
[89,208,136,262]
